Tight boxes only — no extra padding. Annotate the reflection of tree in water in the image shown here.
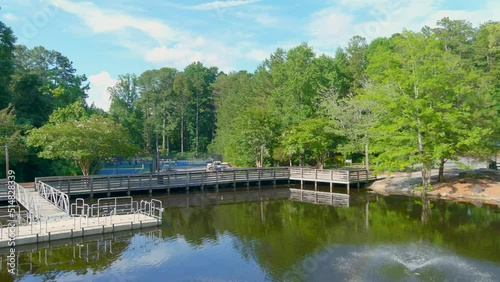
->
[163,194,500,280]
[3,194,498,281]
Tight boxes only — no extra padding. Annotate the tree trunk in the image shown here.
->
[162,115,166,151]
[181,118,185,154]
[166,134,170,157]
[421,165,432,188]
[438,158,446,182]
[196,101,199,154]
[79,158,91,176]
[364,141,369,170]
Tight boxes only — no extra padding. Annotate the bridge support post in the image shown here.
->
[347,171,351,195]
[258,169,261,190]
[233,170,236,191]
[357,171,361,190]
[273,168,276,187]
[246,170,249,189]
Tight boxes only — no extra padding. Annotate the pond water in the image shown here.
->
[1,186,500,282]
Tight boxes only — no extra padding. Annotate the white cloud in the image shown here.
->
[144,38,234,72]
[48,0,271,73]
[187,0,260,10]
[87,71,117,111]
[49,0,177,43]
[2,13,19,22]
[308,0,500,51]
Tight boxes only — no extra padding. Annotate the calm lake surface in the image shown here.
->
[2,185,500,282]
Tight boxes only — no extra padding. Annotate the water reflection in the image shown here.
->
[1,187,499,281]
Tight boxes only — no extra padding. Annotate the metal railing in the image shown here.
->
[70,196,163,220]
[14,183,40,222]
[37,181,70,214]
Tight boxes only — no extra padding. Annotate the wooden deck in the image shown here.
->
[289,168,376,194]
[35,167,291,197]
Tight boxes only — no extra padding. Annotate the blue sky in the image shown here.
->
[1,0,499,110]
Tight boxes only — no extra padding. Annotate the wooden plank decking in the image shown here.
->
[289,168,376,194]
[35,167,292,197]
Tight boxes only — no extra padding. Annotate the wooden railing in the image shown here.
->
[35,167,291,196]
[289,168,373,183]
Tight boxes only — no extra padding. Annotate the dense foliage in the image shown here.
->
[0,16,498,182]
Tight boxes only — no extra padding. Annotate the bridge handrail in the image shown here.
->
[14,183,40,221]
[34,167,291,182]
[37,181,70,214]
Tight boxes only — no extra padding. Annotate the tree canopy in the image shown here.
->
[0,16,498,183]
[27,113,139,175]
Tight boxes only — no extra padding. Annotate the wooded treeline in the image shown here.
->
[1,17,499,184]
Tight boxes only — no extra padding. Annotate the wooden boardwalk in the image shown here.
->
[33,167,376,198]
[35,167,291,197]
[289,168,376,194]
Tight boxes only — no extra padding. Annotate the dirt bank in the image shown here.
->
[368,169,500,206]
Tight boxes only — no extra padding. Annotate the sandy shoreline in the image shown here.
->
[367,169,500,206]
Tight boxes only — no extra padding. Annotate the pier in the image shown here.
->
[0,166,376,248]
[289,167,375,194]
[0,180,163,248]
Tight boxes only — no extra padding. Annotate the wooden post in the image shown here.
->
[347,170,350,195]
[357,171,360,189]
[246,170,249,189]
[233,170,236,191]
[216,171,219,192]
[127,176,131,196]
[201,172,205,191]
[258,168,261,189]
[90,179,93,198]
[273,168,276,187]
[107,177,111,197]
[287,167,290,185]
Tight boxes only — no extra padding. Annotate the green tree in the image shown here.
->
[137,67,178,155]
[432,17,476,60]
[322,89,376,169]
[108,74,144,150]
[11,45,89,127]
[183,62,218,154]
[172,72,191,155]
[282,118,338,168]
[27,114,139,175]
[0,106,25,177]
[366,30,496,187]
[0,19,16,109]
[267,43,321,128]
[346,35,368,90]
